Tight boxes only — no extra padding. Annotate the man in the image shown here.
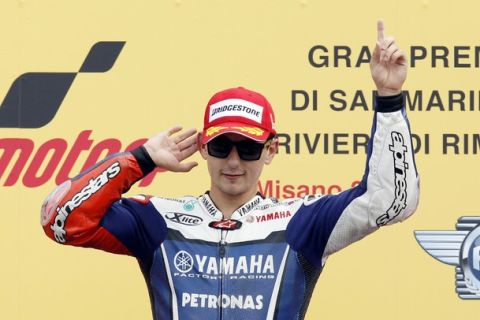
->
[41,21,419,320]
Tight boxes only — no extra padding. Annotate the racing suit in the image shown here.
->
[41,93,419,320]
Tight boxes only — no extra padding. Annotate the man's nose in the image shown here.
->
[226,146,241,165]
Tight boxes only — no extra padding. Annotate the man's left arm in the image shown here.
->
[286,21,420,267]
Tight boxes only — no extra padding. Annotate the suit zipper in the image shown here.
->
[219,229,227,320]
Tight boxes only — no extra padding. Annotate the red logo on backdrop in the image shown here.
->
[0,41,169,188]
[0,130,165,188]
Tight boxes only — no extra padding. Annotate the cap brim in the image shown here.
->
[202,122,270,144]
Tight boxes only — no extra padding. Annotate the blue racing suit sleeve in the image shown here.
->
[286,93,420,267]
[101,198,167,264]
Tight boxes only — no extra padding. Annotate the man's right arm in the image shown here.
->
[40,147,164,259]
[41,126,199,261]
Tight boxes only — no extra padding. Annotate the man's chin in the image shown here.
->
[221,188,244,197]
[219,184,248,197]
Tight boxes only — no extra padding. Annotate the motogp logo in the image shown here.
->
[0,41,125,128]
[174,251,194,273]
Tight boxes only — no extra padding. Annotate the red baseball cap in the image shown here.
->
[201,87,277,144]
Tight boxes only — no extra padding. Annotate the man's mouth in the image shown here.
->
[222,173,244,180]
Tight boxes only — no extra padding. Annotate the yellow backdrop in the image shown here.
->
[0,0,478,319]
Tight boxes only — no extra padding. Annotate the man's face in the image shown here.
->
[199,133,278,198]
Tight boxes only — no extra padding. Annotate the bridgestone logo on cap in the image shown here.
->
[209,99,263,123]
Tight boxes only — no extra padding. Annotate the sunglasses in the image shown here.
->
[207,135,272,161]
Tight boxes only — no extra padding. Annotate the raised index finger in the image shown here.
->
[377,19,385,41]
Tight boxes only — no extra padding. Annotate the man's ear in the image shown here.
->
[264,139,278,165]
[197,133,208,160]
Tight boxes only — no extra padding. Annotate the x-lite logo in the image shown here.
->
[165,212,203,226]
[0,41,125,128]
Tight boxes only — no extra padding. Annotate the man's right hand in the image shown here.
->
[143,126,199,172]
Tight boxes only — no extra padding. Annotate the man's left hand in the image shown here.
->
[370,20,407,96]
